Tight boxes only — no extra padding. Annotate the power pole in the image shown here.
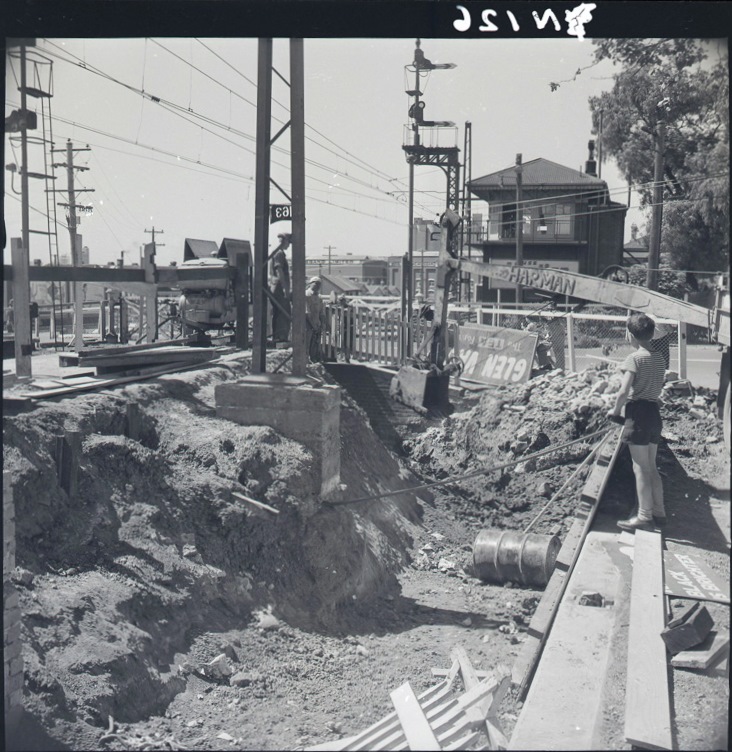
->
[515,153,524,304]
[52,139,92,351]
[460,121,472,303]
[145,227,165,254]
[290,38,307,377]
[143,228,164,343]
[253,38,274,373]
[14,41,32,376]
[647,119,665,291]
[323,245,336,274]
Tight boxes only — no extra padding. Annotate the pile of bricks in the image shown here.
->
[3,472,23,732]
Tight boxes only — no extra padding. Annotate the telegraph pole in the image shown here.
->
[52,139,92,350]
[143,228,164,343]
[145,226,165,253]
[515,153,524,304]
[14,41,32,376]
[323,245,336,274]
[647,119,665,291]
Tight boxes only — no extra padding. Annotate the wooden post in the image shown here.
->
[142,243,158,344]
[119,298,129,343]
[235,253,249,350]
[567,312,576,372]
[125,403,142,441]
[97,301,106,340]
[145,289,157,344]
[55,430,82,497]
[677,319,687,380]
[10,238,32,378]
[73,234,85,353]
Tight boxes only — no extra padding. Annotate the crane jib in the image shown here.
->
[491,265,577,296]
[459,260,713,331]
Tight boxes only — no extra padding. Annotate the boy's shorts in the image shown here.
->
[621,400,663,445]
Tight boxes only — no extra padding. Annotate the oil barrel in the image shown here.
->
[472,530,561,587]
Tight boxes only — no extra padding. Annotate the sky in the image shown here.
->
[3,36,725,268]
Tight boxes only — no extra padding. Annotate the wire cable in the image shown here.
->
[325,427,614,506]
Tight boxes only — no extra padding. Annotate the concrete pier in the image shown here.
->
[215,375,341,498]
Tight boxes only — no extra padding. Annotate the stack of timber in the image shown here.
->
[306,650,509,751]
[17,341,221,401]
[59,341,219,375]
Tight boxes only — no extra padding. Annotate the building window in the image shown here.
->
[555,203,572,237]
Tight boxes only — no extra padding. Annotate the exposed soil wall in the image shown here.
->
[3,356,424,742]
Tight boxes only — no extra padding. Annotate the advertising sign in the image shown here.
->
[664,551,730,604]
[454,324,538,386]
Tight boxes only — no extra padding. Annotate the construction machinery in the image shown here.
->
[178,238,251,335]
[391,212,731,446]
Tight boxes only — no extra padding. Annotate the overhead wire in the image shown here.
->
[42,39,418,209]
[192,38,413,189]
[29,43,434,215]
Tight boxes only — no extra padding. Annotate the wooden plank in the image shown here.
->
[443,730,482,751]
[671,630,729,669]
[513,430,623,698]
[231,491,280,517]
[509,531,621,751]
[429,675,502,734]
[342,679,456,751]
[432,667,492,680]
[449,648,509,750]
[79,348,216,367]
[18,359,214,400]
[511,569,567,693]
[305,736,358,751]
[625,529,672,750]
[390,682,440,751]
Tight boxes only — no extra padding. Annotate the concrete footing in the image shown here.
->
[215,375,341,498]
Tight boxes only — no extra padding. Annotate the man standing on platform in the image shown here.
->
[305,276,325,362]
[270,233,291,343]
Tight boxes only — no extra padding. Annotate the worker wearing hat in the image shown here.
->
[305,277,325,361]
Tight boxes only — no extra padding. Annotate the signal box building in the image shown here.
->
[467,157,627,302]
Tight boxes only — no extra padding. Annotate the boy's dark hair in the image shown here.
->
[627,312,655,341]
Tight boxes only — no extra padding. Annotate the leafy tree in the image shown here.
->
[588,40,729,273]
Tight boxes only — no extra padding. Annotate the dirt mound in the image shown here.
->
[3,355,424,742]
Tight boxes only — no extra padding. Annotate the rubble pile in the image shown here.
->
[401,365,624,535]
[405,364,727,540]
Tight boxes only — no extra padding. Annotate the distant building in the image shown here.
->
[319,273,365,299]
[467,156,627,302]
[306,256,387,286]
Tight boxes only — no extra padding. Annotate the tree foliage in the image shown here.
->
[589,40,729,273]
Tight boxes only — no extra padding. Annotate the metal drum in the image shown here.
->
[472,530,561,587]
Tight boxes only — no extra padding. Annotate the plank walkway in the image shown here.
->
[511,427,623,698]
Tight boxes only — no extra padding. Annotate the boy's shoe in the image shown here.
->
[617,515,654,532]
[653,515,668,527]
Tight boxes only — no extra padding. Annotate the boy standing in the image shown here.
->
[607,313,667,531]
